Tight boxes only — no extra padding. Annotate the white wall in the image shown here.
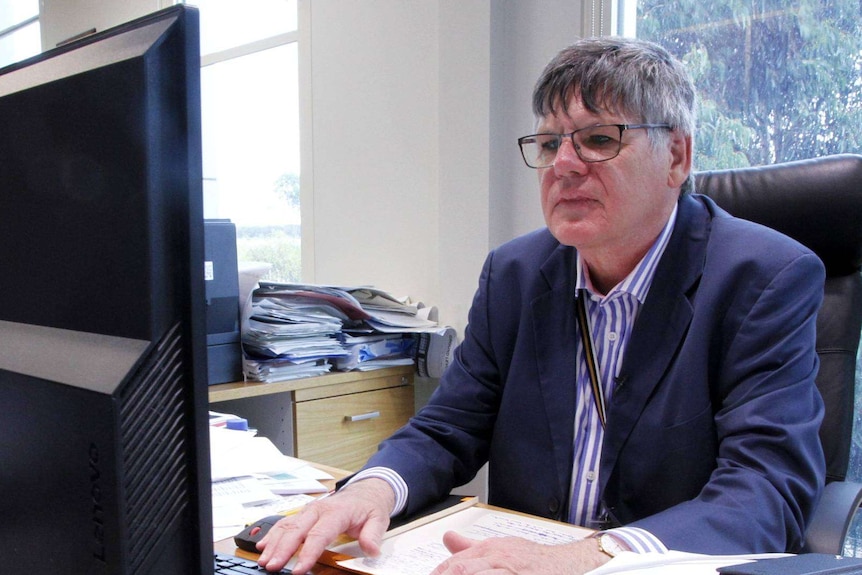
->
[303,1,493,338]
[303,0,452,323]
[489,1,586,249]
[307,0,584,337]
[40,0,167,49]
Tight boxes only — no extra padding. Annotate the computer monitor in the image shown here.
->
[0,6,212,574]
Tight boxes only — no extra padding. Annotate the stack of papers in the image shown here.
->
[242,284,352,382]
[348,287,438,333]
[210,426,334,541]
[242,282,449,383]
[334,333,416,372]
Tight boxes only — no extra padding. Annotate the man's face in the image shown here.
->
[536,98,689,256]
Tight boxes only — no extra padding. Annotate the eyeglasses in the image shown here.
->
[517,123,673,168]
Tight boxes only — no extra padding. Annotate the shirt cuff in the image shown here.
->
[601,526,668,554]
[344,466,409,517]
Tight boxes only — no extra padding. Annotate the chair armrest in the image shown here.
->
[802,480,862,555]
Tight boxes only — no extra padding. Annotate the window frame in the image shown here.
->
[0,2,40,69]
[0,14,38,38]
[188,0,313,283]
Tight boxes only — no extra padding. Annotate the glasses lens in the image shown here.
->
[520,134,561,168]
[520,125,625,168]
[573,125,623,162]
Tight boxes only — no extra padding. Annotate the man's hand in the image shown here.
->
[429,531,612,575]
[255,478,396,573]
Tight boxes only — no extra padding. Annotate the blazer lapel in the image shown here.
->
[600,195,712,479]
[531,243,579,499]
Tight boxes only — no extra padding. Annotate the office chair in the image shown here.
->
[694,153,862,555]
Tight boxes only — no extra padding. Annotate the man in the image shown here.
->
[258,37,826,575]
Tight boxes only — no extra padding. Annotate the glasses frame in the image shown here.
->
[517,123,673,168]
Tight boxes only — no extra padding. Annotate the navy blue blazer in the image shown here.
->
[364,193,826,554]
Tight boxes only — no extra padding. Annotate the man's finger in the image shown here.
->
[441,530,477,554]
[354,512,391,558]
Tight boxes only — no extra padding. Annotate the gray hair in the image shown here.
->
[532,37,697,193]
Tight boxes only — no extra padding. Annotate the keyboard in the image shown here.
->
[214,553,293,574]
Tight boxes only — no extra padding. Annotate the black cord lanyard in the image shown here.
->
[576,290,606,428]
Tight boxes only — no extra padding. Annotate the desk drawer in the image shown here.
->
[294,385,413,472]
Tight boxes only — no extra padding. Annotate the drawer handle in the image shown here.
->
[345,411,381,422]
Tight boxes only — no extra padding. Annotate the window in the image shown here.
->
[185,0,302,282]
[0,0,40,69]
[622,0,862,171]
[621,0,862,555]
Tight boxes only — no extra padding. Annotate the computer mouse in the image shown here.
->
[233,514,286,553]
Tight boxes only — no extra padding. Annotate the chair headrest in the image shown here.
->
[694,154,862,276]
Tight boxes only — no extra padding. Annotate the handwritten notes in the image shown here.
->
[331,506,591,575]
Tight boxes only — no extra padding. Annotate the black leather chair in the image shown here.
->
[695,154,862,555]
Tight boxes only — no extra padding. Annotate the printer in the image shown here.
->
[204,219,242,384]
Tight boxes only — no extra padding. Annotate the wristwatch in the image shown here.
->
[595,533,627,558]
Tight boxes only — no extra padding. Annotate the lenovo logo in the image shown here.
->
[89,442,106,563]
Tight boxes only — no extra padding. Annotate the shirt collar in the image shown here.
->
[576,203,678,303]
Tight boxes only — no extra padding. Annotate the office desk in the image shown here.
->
[213,458,590,575]
[210,365,414,471]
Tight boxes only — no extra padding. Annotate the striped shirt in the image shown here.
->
[569,204,677,553]
[354,205,679,555]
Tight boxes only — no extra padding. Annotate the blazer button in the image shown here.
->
[548,497,560,516]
